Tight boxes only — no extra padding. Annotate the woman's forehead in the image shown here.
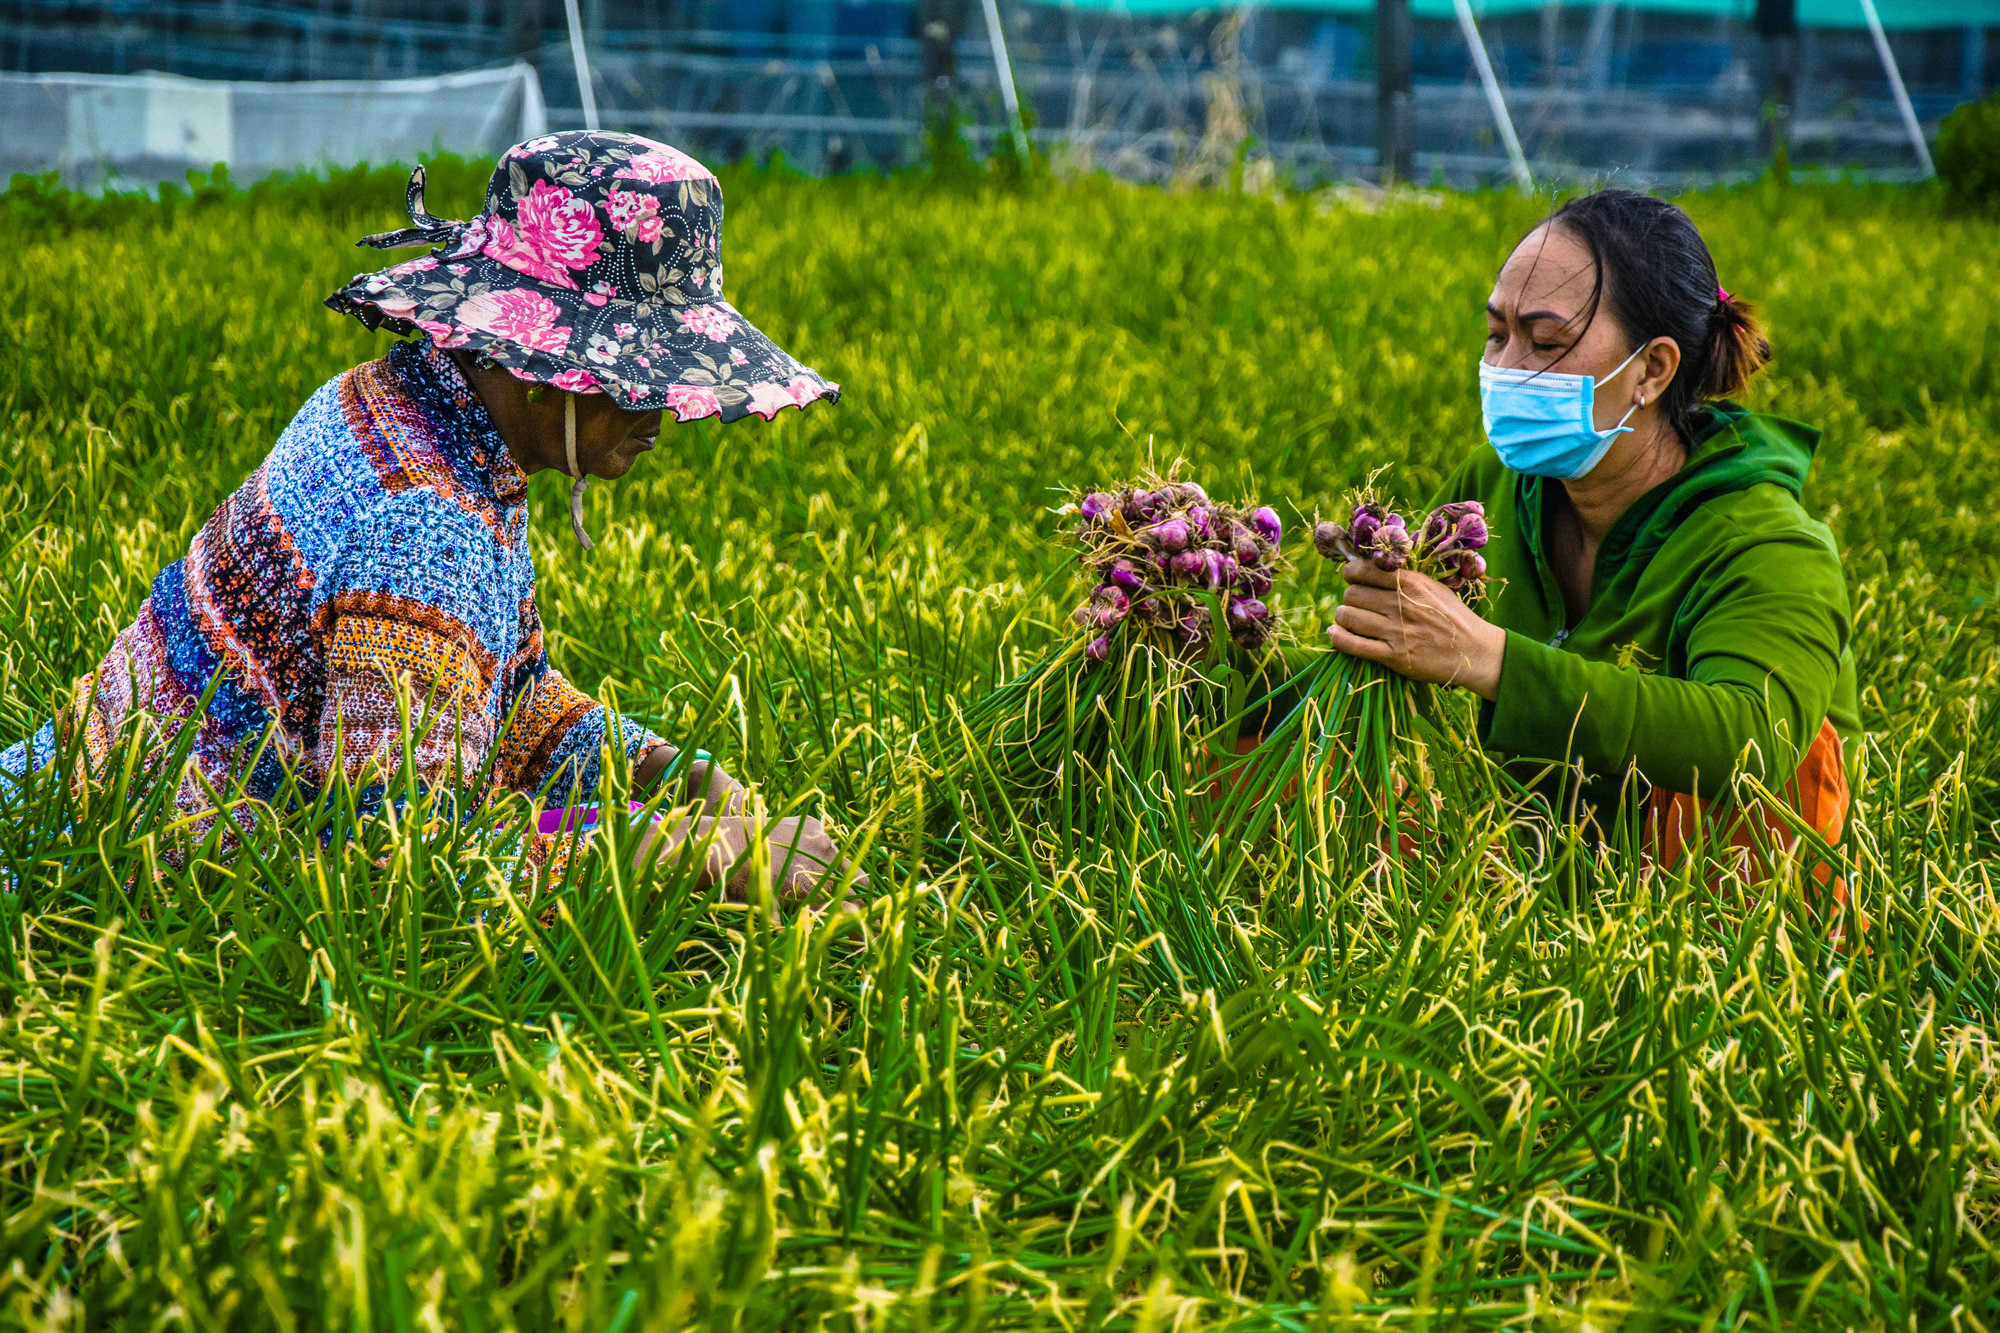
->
[1490,224,1597,318]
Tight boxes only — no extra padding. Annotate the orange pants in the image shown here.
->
[1214,722,1855,923]
[1642,720,1855,928]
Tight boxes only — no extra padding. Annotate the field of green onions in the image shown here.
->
[0,162,1996,1329]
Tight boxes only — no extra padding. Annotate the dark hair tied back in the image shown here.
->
[1544,188,1771,439]
[1705,284,1771,407]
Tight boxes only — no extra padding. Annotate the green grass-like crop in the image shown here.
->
[0,164,1996,1329]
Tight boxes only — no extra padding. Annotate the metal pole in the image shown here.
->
[562,0,599,131]
[920,0,961,120]
[1754,0,1797,170]
[1376,0,1413,184]
[1858,0,1935,177]
[979,0,1029,157]
[503,0,541,60]
[1582,1,1616,94]
[1453,0,1534,192]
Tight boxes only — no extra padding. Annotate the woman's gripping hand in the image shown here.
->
[1330,558,1506,701]
[635,810,866,910]
[635,744,747,816]
[631,747,862,910]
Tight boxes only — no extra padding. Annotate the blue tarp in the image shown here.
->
[1055,0,2000,30]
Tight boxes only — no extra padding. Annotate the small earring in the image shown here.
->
[526,385,547,403]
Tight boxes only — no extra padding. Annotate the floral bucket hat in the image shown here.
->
[326,131,839,424]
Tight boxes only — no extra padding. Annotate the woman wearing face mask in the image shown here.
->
[1330,188,1858,863]
[1,131,860,904]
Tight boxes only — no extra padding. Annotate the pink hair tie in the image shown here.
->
[1717,285,1734,304]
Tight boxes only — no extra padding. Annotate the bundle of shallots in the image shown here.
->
[929,470,1291,848]
[1311,499,1488,593]
[1070,479,1283,659]
[1207,488,1494,885]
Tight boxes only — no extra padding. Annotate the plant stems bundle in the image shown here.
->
[927,473,1289,857]
[1209,493,1494,904]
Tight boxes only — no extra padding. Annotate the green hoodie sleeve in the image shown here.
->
[1483,527,1849,800]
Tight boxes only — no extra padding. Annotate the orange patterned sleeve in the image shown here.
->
[313,589,501,791]
[491,594,664,805]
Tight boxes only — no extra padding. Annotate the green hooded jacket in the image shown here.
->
[1433,402,1861,809]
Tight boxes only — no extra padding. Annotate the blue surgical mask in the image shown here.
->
[1479,344,1646,480]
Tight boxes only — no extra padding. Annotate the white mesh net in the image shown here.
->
[0,62,545,192]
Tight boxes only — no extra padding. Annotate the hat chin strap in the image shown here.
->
[564,393,595,551]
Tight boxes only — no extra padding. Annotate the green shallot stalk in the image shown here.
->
[1207,490,1495,917]
[921,469,1293,980]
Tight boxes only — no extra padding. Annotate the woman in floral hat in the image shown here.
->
[1,131,854,902]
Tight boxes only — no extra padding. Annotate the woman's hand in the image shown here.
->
[686,756,748,817]
[634,810,866,909]
[634,744,748,816]
[630,748,860,908]
[719,814,864,907]
[1330,558,1506,700]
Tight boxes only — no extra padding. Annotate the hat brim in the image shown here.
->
[326,252,839,425]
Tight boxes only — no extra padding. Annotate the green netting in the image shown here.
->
[1062,0,2000,30]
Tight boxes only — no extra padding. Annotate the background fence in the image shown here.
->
[0,62,543,190]
[2,0,1994,190]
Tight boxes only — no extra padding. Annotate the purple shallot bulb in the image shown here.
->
[1347,504,1387,552]
[1199,549,1227,590]
[1108,558,1148,592]
[1240,566,1273,598]
[1227,596,1270,628]
[1079,492,1112,523]
[1420,500,1489,555]
[1086,635,1111,663]
[1187,505,1214,539]
[1374,515,1414,569]
[1338,503,1407,563]
[1250,506,1282,546]
[1169,550,1207,583]
[1215,554,1239,589]
[1147,518,1192,553]
[1123,489,1161,524]
[1312,521,1346,561]
[1228,596,1272,649]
